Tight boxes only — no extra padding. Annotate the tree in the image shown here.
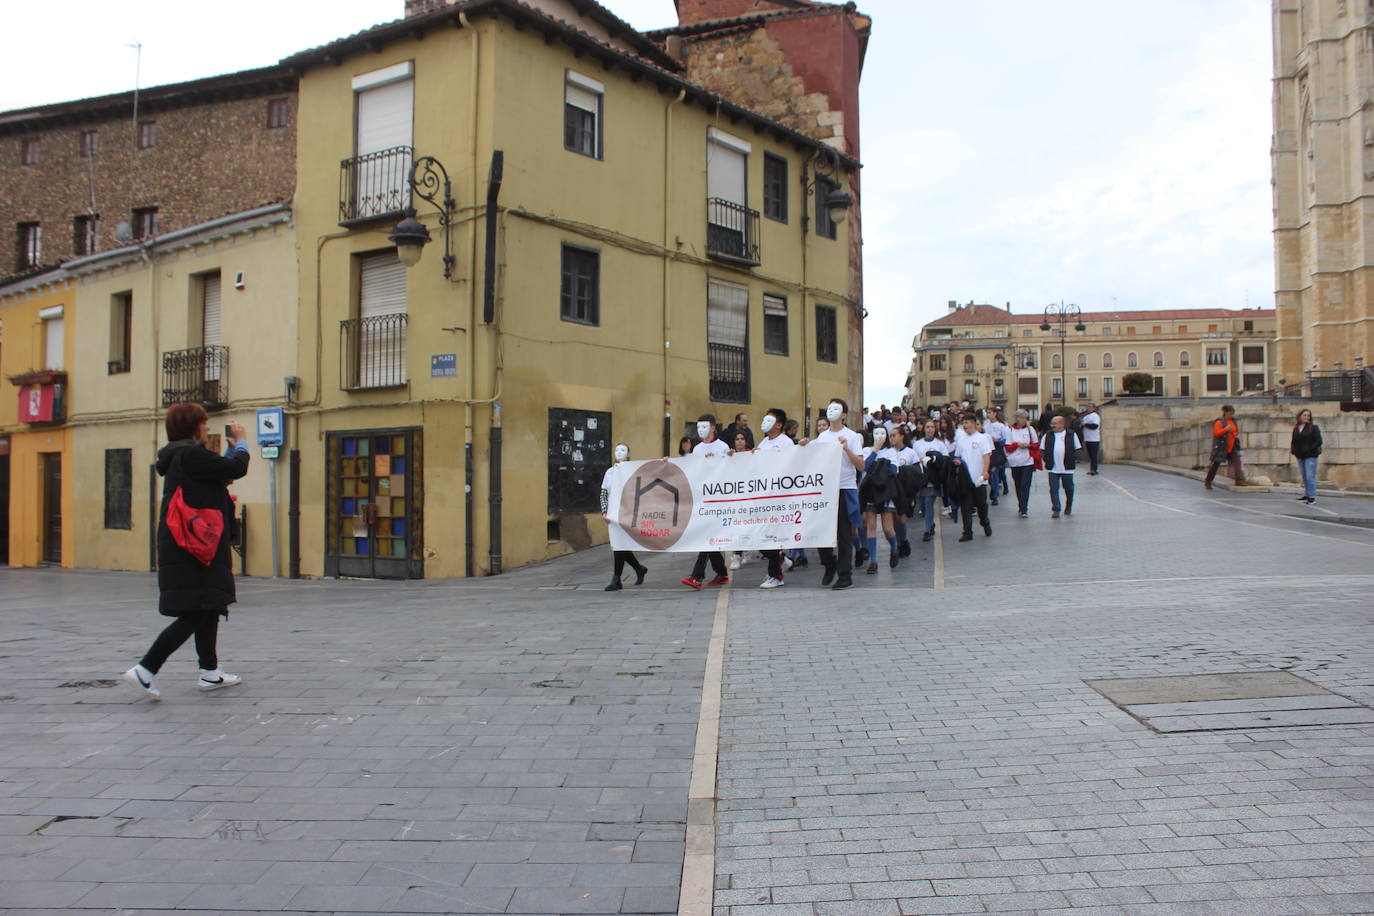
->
[1122,372,1155,394]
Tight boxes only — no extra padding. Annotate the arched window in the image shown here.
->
[1103,353,1114,369]
[1051,353,1062,369]
[963,355,975,371]
[1153,351,1164,368]
[1127,352,1138,368]
[1179,350,1191,367]
[1076,353,1087,369]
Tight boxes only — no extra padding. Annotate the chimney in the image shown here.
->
[404,0,445,17]
[947,300,957,313]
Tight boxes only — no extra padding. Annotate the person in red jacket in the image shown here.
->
[1203,404,1248,489]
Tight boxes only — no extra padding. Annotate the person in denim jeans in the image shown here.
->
[1004,410,1039,518]
[1290,408,1323,504]
[911,419,949,541]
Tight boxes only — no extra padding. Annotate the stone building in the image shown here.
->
[1272,0,1373,388]
[0,67,296,282]
[905,302,1277,417]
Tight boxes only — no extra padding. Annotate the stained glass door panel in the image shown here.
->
[327,429,422,579]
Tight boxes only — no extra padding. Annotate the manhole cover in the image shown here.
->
[1084,671,1374,733]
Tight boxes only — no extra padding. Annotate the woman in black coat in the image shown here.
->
[1290,408,1323,505]
[123,403,250,700]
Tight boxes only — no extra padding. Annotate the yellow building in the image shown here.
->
[0,276,75,567]
[55,205,297,575]
[284,1,857,579]
[905,303,1277,417]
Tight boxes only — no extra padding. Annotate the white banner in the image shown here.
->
[607,442,840,553]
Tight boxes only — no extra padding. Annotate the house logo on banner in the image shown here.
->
[618,459,694,550]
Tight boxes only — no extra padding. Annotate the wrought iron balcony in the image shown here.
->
[706,198,761,266]
[339,146,413,225]
[161,346,229,409]
[708,341,749,403]
[341,312,408,390]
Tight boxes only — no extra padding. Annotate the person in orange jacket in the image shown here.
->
[1203,404,1247,489]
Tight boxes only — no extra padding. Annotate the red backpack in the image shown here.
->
[166,451,224,566]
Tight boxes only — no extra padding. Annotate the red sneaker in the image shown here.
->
[706,575,730,587]
[680,577,703,589]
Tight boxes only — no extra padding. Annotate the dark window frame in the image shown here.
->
[763,153,788,223]
[1205,373,1228,392]
[17,221,41,270]
[930,379,948,397]
[110,292,132,374]
[266,98,290,129]
[1242,345,1264,364]
[20,138,38,166]
[762,292,788,356]
[79,130,98,158]
[1242,372,1265,391]
[563,75,603,160]
[73,214,99,256]
[814,176,838,239]
[104,448,133,530]
[132,207,158,240]
[559,243,600,326]
[930,354,946,371]
[137,121,157,150]
[815,304,838,363]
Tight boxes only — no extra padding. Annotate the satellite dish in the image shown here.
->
[114,221,132,243]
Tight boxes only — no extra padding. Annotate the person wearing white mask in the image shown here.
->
[803,398,865,590]
[681,414,731,589]
[911,419,949,542]
[601,443,648,591]
[755,409,794,588]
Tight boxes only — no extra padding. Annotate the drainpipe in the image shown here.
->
[800,158,811,435]
[460,11,480,577]
[663,89,686,456]
[485,150,504,574]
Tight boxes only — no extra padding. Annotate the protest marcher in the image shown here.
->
[1080,403,1102,474]
[1203,404,1247,490]
[1290,408,1323,504]
[123,403,250,700]
[722,412,755,451]
[601,444,648,591]
[887,424,918,557]
[859,426,900,572]
[1041,414,1081,518]
[950,412,992,542]
[806,398,864,589]
[681,414,731,589]
[755,409,794,588]
[985,407,1011,505]
[912,419,949,542]
[1004,409,1040,518]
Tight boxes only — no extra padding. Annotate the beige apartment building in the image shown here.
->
[905,303,1277,417]
[1272,0,1373,387]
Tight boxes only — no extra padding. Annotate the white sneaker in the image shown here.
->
[123,665,161,700]
[759,576,784,589]
[781,556,794,571]
[728,554,742,570]
[197,669,242,692]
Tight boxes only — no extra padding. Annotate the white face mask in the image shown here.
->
[872,429,886,445]
[826,403,843,423]
[613,444,629,462]
[759,415,776,435]
[696,421,711,440]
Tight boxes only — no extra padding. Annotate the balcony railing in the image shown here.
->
[339,146,413,224]
[708,341,749,403]
[162,346,229,409]
[706,198,761,266]
[341,312,408,390]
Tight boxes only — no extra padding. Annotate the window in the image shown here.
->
[1126,326,1136,335]
[1180,350,1191,367]
[1206,347,1226,366]
[20,138,38,165]
[963,355,975,371]
[1153,351,1164,368]
[42,306,64,370]
[930,379,947,397]
[1127,352,1138,368]
[1077,377,1088,398]
[1102,327,1113,335]
[708,278,749,401]
[559,244,599,325]
[1022,329,1032,337]
[1018,377,1038,395]
[763,153,787,222]
[1206,373,1228,392]
[1153,376,1164,395]
[816,304,838,364]
[355,250,408,388]
[1051,378,1063,397]
[1152,326,1161,335]
[132,207,158,239]
[1243,373,1264,390]
[17,222,41,269]
[994,330,1004,338]
[1207,324,1218,333]
[1076,353,1087,369]
[963,381,976,397]
[1103,353,1114,368]
[930,354,946,371]
[351,62,415,220]
[1102,377,1114,397]
[1178,325,1188,333]
[1242,346,1264,364]
[1179,376,1191,397]
[79,130,98,157]
[266,98,290,129]
[815,176,838,239]
[74,214,99,256]
[993,378,1005,397]
[1243,320,1254,332]
[200,272,222,386]
[109,292,132,373]
[137,121,157,149]
[1051,353,1061,369]
[564,71,603,159]
[104,449,133,530]
[763,293,788,355]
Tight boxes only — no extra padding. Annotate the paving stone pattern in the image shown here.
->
[715,467,1374,915]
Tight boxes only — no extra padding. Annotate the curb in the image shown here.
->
[1113,460,1374,498]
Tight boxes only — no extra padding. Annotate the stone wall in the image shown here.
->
[1104,398,1374,489]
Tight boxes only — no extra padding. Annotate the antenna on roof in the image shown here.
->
[127,42,142,129]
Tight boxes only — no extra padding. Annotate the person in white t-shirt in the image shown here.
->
[887,424,918,558]
[984,407,1011,505]
[1040,414,1082,518]
[859,426,901,573]
[680,415,730,589]
[753,408,795,589]
[601,443,647,591]
[1080,403,1102,474]
[1003,409,1039,518]
[951,412,993,542]
[805,398,865,589]
[911,419,949,542]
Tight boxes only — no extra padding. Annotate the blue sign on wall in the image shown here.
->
[256,407,285,447]
[431,354,458,377]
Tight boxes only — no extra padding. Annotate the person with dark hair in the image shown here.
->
[123,403,250,700]
[601,443,647,591]
[806,398,865,589]
[681,414,730,589]
[951,412,993,541]
[1203,404,1247,489]
[755,408,794,589]
[677,436,693,456]
[1080,403,1102,474]
[1290,408,1323,504]
[722,412,755,451]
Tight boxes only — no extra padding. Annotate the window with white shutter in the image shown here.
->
[351,63,414,220]
[43,312,64,370]
[201,272,222,381]
[356,251,408,388]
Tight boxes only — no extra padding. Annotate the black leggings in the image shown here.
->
[613,551,644,578]
[141,610,220,673]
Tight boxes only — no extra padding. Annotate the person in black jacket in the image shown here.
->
[123,403,250,700]
[1290,408,1323,504]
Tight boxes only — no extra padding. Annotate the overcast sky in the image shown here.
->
[2,1,1273,409]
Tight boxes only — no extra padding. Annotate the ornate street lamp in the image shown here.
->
[801,146,854,233]
[388,155,455,279]
[1040,302,1085,409]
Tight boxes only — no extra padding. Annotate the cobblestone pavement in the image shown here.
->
[714,465,1374,915]
[2,465,1373,915]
